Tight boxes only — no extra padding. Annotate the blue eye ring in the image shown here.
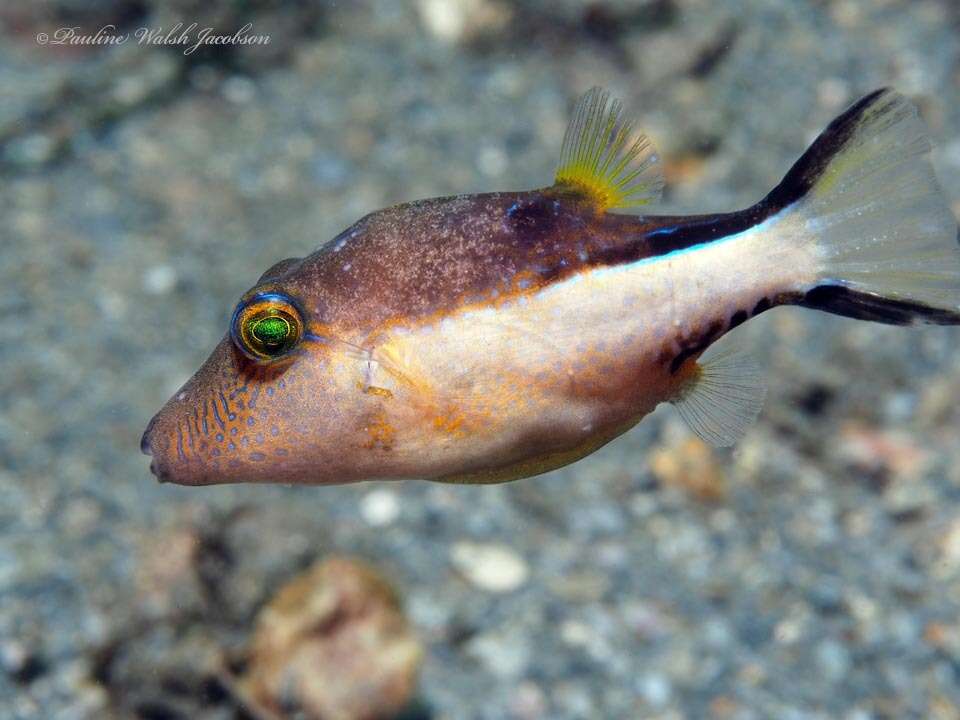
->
[230,292,305,362]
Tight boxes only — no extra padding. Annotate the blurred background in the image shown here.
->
[3,1,960,718]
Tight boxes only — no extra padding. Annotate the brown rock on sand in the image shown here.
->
[232,556,423,720]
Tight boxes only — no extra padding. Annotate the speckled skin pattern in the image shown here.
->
[141,189,813,485]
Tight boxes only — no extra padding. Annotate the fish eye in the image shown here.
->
[231,293,304,361]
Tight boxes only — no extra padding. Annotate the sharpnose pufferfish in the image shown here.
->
[142,88,960,485]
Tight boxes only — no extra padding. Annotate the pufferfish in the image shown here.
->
[142,87,960,486]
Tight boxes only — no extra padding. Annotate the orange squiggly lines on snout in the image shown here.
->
[181,370,296,472]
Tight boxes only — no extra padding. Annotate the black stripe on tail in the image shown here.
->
[762,88,889,211]
[625,90,900,265]
[798,285,960,325]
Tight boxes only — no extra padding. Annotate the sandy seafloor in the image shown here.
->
[3,1,960,718]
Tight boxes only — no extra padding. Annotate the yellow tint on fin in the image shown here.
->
[669,333,766,447]
[554,87,663,210]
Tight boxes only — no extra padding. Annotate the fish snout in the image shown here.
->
[139,407,214,485]
[140,413,176,483]
[140,334,354,485]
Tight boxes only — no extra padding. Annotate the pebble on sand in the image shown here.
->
[142,265,178,295]
[450,542,529,593]
[649,437,727,503]
[360,488,401,527]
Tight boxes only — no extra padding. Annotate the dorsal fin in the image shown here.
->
[553,87,663,211]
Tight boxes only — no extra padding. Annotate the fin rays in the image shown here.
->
[554,87,663,211]
[670,335,767,447]
[772,88,960,322]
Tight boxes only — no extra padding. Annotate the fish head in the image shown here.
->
[141,256,378,485]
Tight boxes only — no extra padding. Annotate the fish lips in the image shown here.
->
[140,413,180,484]
[140,413,221,486]
[140,413,176,484]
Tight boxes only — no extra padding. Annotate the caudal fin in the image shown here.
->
[769,89,960,325]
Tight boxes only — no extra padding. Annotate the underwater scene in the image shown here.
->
[4,1,960,718]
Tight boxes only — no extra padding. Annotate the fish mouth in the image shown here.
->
[148,459,169,482]
[140,416,172,483]
[140,429,153,457]
[140,414,157,457]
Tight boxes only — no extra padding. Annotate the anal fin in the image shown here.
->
[669,334,767,447]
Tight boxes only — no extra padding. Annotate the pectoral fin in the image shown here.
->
[669,335,767,447]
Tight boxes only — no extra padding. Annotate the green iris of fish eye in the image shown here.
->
[250,315,291,346]
[233,296,303,361]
